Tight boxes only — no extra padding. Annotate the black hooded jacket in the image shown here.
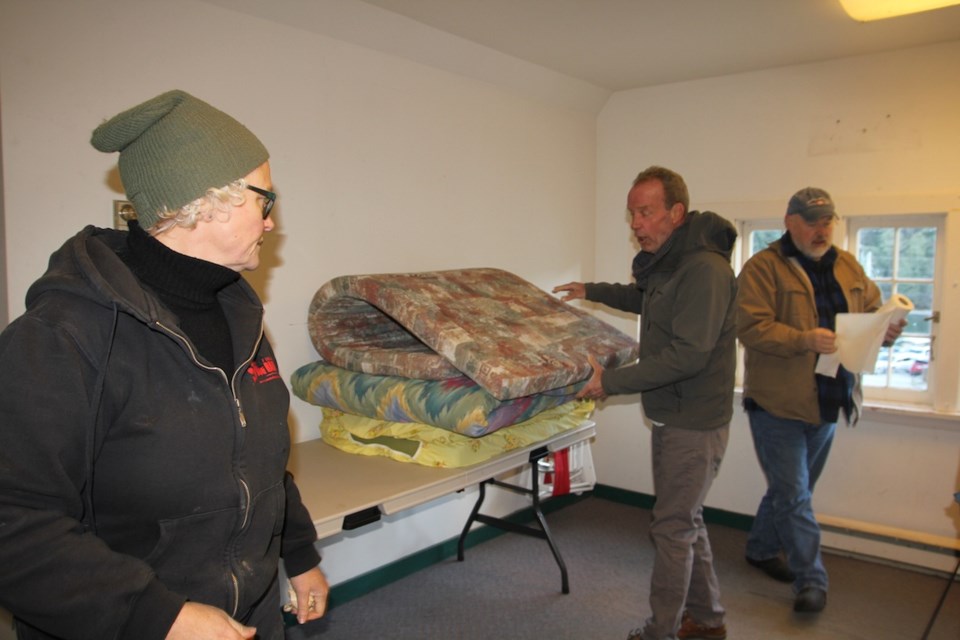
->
[0,226,320,639]
[584,210,738,429]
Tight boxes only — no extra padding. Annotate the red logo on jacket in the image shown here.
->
[247,356,281,384]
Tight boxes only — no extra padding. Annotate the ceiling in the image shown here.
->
[353,0,960,91]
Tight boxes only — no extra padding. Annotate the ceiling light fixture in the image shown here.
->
[839,0,960,21]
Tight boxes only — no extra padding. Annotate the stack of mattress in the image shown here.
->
[291,268,638,467]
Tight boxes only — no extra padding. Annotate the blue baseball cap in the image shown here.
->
[786,187,837,222]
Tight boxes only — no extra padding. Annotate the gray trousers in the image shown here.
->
[641,423,729,640]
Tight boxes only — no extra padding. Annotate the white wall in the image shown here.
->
[0,0,598,590]
[593,41,960,571]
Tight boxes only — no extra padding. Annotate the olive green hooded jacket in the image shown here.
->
[585,210,738,430]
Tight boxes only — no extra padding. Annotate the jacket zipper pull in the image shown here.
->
[235,397,247,428]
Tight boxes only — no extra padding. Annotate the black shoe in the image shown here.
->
[794,586,827,613]
[746,555,795,583]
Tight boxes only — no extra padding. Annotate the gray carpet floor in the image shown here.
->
[287,496,960,639]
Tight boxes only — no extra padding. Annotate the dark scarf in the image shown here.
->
[631,225,682,291]
[781,232,853,423]
[120,221,241,373]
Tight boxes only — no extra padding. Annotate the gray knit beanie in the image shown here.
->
[91,89,269,230]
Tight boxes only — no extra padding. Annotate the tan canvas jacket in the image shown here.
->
[737,239,882,425]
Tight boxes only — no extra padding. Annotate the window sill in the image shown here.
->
[858,401,960,431]
[733,388,960,431]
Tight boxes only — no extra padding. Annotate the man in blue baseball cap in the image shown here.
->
[736,186,904,614]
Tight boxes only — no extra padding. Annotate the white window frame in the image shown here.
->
[846,214,943,406]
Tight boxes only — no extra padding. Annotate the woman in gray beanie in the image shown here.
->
[0,90,328,640]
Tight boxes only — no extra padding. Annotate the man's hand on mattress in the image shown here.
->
[576,355,607,401]
[552,281,586,302]
[288,566,330,623]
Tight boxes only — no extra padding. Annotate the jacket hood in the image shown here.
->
[26,225,177,326]
[632,210,737,284]
[680,210,737,260]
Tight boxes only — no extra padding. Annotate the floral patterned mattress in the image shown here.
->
[306,268,638,401]
[291,359,585,438]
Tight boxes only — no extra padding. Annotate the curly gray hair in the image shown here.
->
[147,178,250,235]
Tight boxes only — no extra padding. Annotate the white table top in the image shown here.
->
[288,420,597,540]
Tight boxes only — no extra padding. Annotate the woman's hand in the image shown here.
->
[166,602,256,640]
[288,566,330,623]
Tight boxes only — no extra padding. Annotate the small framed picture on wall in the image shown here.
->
[113,200,137,231]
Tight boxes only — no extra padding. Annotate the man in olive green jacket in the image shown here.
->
[554,166,737,640]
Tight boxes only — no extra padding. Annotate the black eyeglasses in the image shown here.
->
[246,185,276,219]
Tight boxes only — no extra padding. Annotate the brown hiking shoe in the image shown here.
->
[677,612,727,640]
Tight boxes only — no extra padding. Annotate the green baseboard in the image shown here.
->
[307,485,753,617]
[592,484,754,532]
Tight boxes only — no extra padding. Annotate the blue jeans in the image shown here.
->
[745,408,834,593]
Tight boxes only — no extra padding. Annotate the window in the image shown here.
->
[849,216,942,404]
[747,229,781,255]
[736,214,945,408]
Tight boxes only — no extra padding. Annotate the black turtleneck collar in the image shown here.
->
[121,220,240,309]
[120,220,240,372]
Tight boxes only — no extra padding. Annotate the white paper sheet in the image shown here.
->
[815,294,914,377]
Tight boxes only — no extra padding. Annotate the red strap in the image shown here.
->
[552,448,570,496]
